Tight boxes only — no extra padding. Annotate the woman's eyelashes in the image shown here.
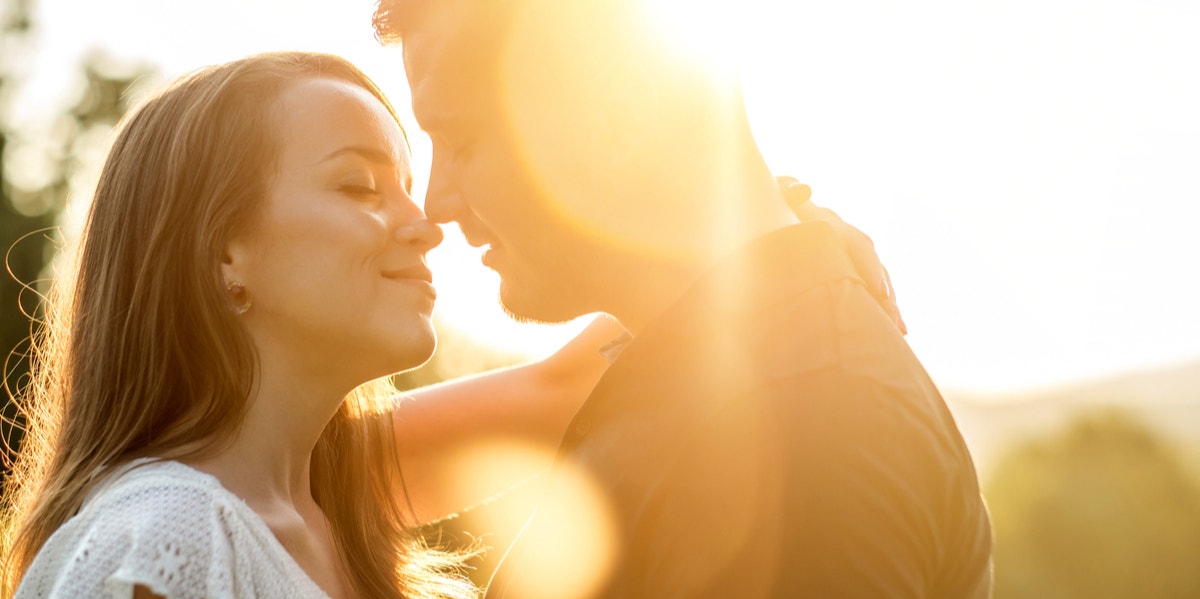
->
[339,183,381,200]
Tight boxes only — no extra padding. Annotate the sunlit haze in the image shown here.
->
[15,0,1200,395]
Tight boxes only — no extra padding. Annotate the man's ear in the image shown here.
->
[591,60,659,166]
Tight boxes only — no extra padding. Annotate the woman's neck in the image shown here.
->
[187,351,347,509]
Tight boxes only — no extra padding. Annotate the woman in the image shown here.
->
[0,50,619,599]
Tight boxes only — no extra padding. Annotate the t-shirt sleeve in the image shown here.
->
[768,373,952,596]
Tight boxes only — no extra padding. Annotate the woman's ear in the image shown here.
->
[220,236,250,288]
[220,235,259,315]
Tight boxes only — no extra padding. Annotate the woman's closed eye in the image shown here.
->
[340,184,381,200]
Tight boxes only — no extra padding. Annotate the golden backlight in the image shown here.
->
[495,0,764,262]
[32,0,1200,402]
[641,0,755,86]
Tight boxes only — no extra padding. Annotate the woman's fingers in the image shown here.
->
[777,176,813,214]
[778,177,907,335]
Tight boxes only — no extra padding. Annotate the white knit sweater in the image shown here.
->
[15,460,330,598]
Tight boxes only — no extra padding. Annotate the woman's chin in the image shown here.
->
[380,334,437,377]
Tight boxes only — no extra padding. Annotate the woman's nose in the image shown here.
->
[396,215,444,252]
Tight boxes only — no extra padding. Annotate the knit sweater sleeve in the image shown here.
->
[15,473,238,599]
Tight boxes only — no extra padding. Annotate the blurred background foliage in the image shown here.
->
[987,410,1200,599]
[1,0,37,473]
[2,0,1200,595]
[1,0,155,474]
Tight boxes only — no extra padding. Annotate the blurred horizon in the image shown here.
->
[8,0,1200,396]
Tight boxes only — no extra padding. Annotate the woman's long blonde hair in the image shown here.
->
[1,52,475,599]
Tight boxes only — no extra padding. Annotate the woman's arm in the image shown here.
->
[392,314,625,523]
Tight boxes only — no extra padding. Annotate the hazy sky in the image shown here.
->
[13,0,1200,395]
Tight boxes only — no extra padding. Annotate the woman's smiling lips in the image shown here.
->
[381,264,432,283]
[381,265,436,298]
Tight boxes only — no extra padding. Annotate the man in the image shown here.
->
[375,0,992,597]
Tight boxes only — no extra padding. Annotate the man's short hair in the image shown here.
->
[372,0,419,45]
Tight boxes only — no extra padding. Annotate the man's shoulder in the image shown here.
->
[717,267,920,390]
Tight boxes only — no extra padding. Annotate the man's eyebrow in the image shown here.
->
[413,87,480,135]
[411,105,447,133]
[414,109,480,141]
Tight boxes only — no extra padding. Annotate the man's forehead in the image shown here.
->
[398,0,646,129]
[399,2,504,119]
[404,43,493,129]
[376,0,503,40]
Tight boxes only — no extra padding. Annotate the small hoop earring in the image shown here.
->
[227,282,252,315]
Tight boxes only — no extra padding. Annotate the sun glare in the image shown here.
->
[446,440,618,599]
[642,0,762,85]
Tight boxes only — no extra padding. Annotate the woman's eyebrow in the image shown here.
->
[320,145,395,166]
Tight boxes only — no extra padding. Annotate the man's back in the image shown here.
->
[486,223,992,598]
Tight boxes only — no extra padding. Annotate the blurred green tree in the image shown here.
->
[986,409,1200,599]
[1,0,154,475]
[0,0,39,477]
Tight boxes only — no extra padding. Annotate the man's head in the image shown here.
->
[376,0,779,326]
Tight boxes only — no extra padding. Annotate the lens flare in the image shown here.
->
[446,440,618,599]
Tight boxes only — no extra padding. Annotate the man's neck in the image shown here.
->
[606,169,799,334]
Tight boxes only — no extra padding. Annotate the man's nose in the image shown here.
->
[423,154,465,225]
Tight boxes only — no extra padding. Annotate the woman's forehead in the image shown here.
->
[271,77,410,170]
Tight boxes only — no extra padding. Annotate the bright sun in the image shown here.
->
[423,0,782,362]
[641,0,768,84]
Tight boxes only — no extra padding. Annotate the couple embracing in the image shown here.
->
[2,1,991,597]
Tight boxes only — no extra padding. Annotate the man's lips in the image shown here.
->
[463,236,499,267]
[457,228,498,268]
